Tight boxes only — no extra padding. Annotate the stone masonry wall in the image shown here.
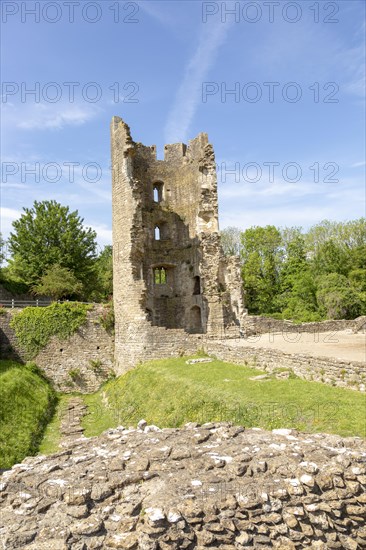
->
[1,304,364,393]
[1,422,365,549]
[111,117,246,374]
[205,339,366,392]
[242,316,365,336]
[0,284,29,302]
[0,306,114,393]
[0,309,25,361]
[0,283,49,303]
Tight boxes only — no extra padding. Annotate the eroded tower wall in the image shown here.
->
[111,117,245,372]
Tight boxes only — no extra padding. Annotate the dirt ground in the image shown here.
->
[229,330,366,363]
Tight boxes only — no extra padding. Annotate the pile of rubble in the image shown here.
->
[0,421,365,549]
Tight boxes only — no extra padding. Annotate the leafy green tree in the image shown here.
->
[306,219,340,251]
[240,226,282,314]
[316,273,363,319]
[8,201,97,291]
[279,228,308,292]
[281,271,322,321]
[307,218,366,276]
[220,227,242,256]
[311,240,350,277]
[275,228,318,320]
[32,264,83,301]
[338,218,366,249]
[0,233,4,266]
[88,245,113,302]
[349,269,366,293]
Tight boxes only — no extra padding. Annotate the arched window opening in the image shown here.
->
[190,306,202,333]
[154,267,167,285]
[155,222,168,241]
[153,182,164,203]
[193,276,201,295]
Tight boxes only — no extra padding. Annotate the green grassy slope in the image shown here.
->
[82,356,366,439]
[37,394,73,455]
[0,360,57,468]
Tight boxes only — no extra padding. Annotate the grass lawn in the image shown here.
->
[37,394,73,455]
[2,356,364,467]
[0,360,57,469]
[82,356,366,439]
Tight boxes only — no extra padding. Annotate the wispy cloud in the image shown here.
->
[219,205,347,231]
[337,39,365,99]
[164,19,232,143]
[0,207,22,236]
[254,14,365,101]
[138,0,176,27]
[219,179,325,200]
[76,179,112,202]
[219,175,364,231]
[2,102,101,131]
[1,183,28,190]
[89,223,112,247]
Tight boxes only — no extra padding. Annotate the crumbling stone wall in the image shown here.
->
[242,316,365,337]
[0,283,49,303]
[0,310,22,361]
[0,307,114,393]
[1,422,365,549]
[205,340,366,392]
[111,117,246,373]
[1,307,363,392]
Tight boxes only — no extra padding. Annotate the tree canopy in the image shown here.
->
[8,201,97,293]
[88,245,113,302]
[0,233,5,266]
[221,218,366,321]
[32,264,83,301]
[3,206,365,318]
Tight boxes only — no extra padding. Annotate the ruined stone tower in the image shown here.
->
[111,117,245,372]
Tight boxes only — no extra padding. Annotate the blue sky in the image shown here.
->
[1,0,365,255]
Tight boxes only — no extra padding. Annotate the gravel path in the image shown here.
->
[231,330,365,363]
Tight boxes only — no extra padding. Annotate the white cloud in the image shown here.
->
[138,0,176,27]
[2,102,101,131]
[0,207,22,235]
[0,183,28,190]
[219,201,362,232]
[89,223,112,248]
[254,13,365,101]
[218,174,364,232]
[164,18,232,143]
[75,169,112,202]
[219,181,322,200]
[337,42,365,99]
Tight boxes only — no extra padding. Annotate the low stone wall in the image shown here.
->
[0,282,49,303]
[1,308,365,393]
[0,284,26,302]
[242,316,364,336]
[0,309,24,361]
[0,307,114,393]
[114,323,203,374]
[1,422,365,549]
[205,340,366,392]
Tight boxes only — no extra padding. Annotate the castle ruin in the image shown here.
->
[111,117,246,372]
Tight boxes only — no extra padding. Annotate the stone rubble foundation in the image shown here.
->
[0,422,365,549]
